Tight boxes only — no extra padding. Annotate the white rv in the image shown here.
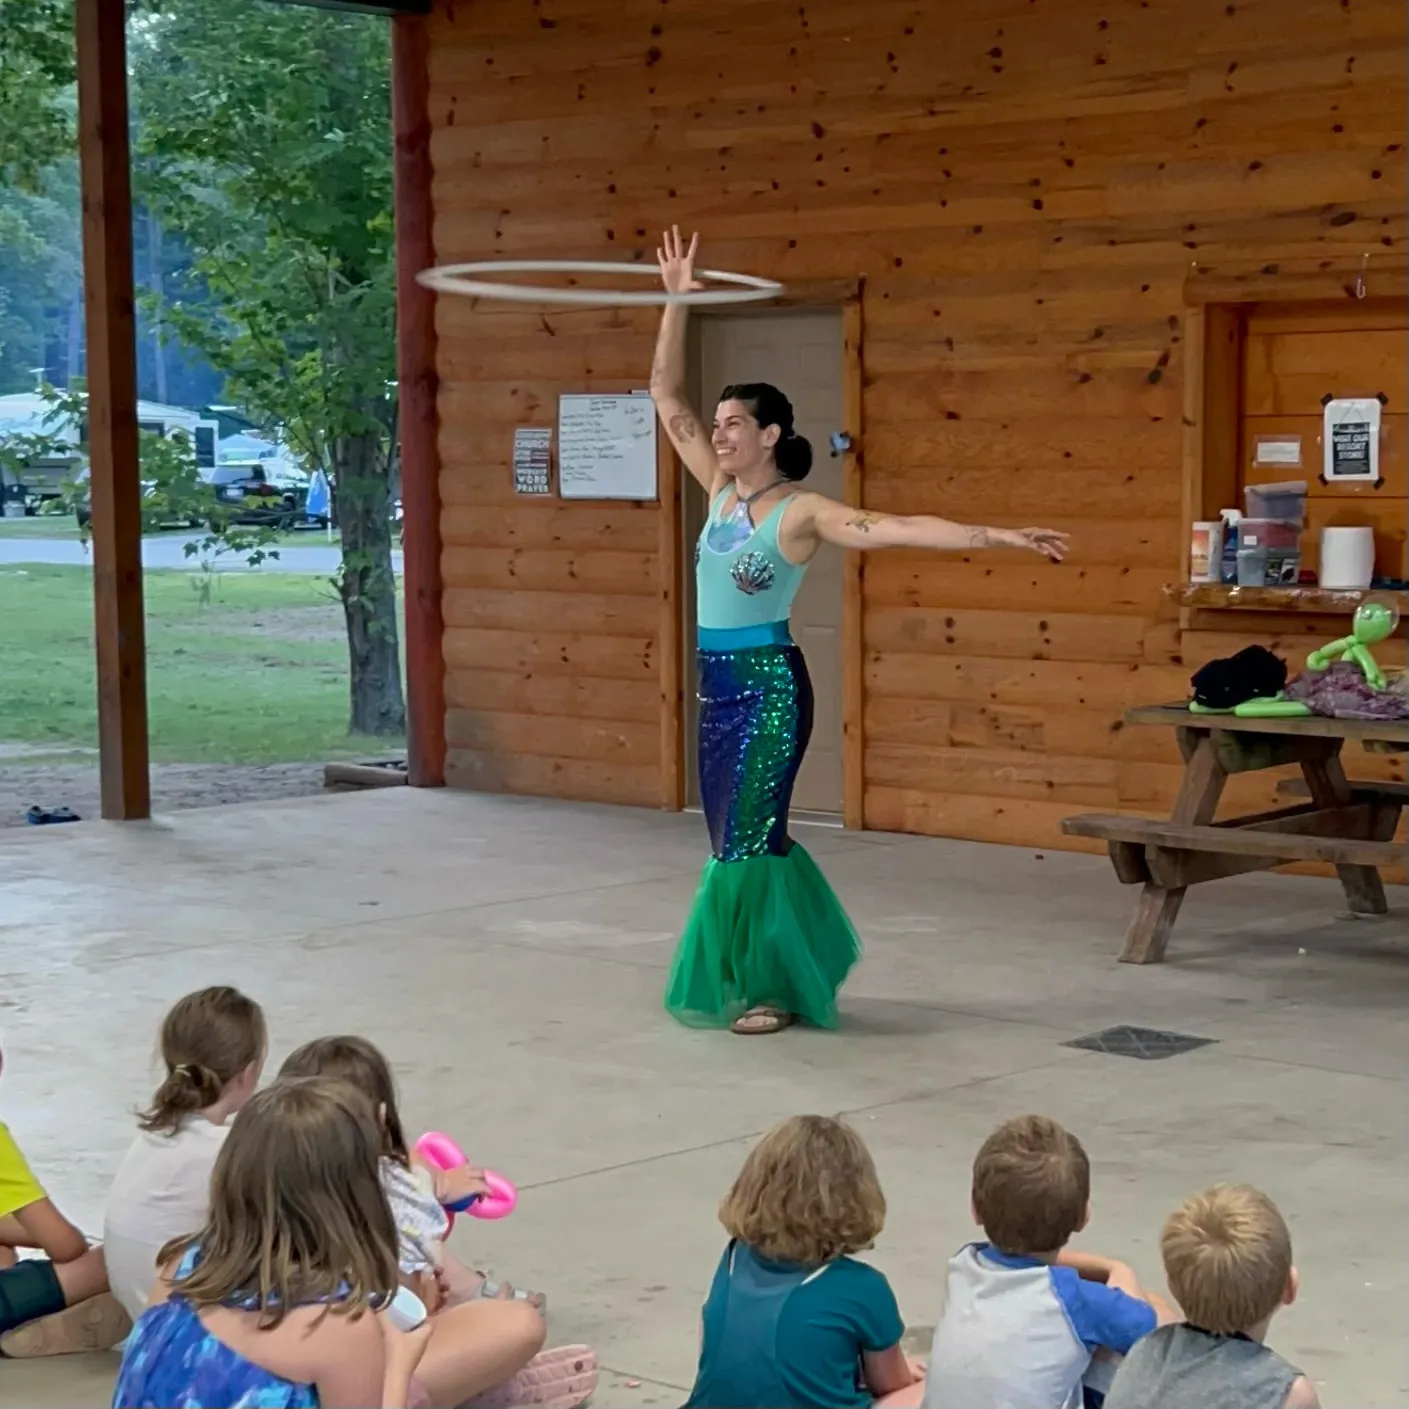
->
[0,392,221,514]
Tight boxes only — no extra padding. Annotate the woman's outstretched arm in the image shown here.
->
[803,497,1069,560]
[649,227,721,492]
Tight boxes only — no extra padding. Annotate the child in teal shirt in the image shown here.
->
[685,1115,925,1409]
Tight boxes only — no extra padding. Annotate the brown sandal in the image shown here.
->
[731,1006,795,1035]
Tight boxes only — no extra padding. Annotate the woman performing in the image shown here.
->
[651,228,1068,1036]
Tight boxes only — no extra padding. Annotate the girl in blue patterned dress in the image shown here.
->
[650,227,1071,1035]
[112,1077,430,1409]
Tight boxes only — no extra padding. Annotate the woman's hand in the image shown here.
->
[995,526,1069,562]
[657,225,704,295]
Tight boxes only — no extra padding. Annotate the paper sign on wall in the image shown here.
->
[557,393,658,501]
[512,426,553,495]
[1322,397,1382,482]
[1253,436,1302,467]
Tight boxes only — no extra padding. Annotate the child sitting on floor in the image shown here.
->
[278,1035,596,1409]
[112,1077,433,1409]
[104,986,267,1322]
[1103,1185,1319,1409]
[924,1114,1175,1409]
[0,1033,129,1358]
[684,1114,926,1409]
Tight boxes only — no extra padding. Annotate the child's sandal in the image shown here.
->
[462,1345,597,1408]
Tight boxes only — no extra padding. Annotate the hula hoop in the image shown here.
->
[416,259,784,307]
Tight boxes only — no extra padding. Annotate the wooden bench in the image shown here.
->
[1061,706,1407,964]
[1063,806,1404,883]
[1274,778,1409,805]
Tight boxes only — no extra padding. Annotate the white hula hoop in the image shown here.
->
[416,259,784,307]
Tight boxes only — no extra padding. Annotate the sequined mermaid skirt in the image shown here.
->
[664,639,862,1029]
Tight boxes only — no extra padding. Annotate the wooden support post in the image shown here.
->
[841,292,865,831]
[391,13,445,787]
[76,0,148,821]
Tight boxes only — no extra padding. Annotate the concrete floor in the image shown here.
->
[1,789,1405,1408]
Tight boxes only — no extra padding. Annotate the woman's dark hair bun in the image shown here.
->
[718,381,813,481]
[775,428,813,481]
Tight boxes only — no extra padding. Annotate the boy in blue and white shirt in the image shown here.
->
[924,1115,1175,1409]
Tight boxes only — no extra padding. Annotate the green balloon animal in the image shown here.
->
[1221,599,1400,719]
[1305,600,1397,690]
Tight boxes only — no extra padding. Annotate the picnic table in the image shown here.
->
[1063,706,1408,964]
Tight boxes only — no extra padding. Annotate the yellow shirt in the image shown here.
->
[0,1119,46,1220]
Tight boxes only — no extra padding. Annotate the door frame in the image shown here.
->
[657,277,866,829]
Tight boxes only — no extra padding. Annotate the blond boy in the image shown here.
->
[1104,1185,1318,1409]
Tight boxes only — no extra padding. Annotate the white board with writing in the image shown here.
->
[557,393,658,500]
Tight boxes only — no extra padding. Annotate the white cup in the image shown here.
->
[387,1285,428,1331]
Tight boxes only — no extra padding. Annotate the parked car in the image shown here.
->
[207,463,308,528]
[73,475,204,531]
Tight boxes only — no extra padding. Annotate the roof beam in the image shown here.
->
[274,1,432,14]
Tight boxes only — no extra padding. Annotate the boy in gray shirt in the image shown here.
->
[1104,1185,1318,1409]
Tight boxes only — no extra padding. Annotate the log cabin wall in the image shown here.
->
[426,0,1407,849]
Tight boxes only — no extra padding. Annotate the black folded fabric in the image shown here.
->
[1190,645,1287,709]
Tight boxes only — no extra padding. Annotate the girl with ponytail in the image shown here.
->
[103,987,266,1320]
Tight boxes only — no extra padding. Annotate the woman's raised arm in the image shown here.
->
[649,227,722,493]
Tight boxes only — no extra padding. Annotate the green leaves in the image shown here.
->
[0,0,76,192]
[129,1,396,480]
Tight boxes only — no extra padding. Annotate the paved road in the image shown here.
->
[0,535,401,574]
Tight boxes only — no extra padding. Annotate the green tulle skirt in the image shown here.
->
[664,844,862,1030]
[666,639,861,1029]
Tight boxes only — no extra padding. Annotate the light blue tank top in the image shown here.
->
[696,487,809,640]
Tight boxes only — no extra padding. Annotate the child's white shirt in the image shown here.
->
[381,1156,450,1275]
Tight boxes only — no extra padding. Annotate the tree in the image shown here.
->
[130,1,404,736]
[0,0,75,193]
[0,170,82,393]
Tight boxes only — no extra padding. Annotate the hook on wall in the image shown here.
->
[1354,252,1369,299]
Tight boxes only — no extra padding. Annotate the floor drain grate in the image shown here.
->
[1063,1025,1216,1060]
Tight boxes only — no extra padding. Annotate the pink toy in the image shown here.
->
[415,1131,517,1224]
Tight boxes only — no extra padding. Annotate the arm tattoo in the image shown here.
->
[965,526,992,548]
[848,513,878,534]
[667,411,699,444]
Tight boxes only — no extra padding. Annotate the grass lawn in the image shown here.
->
[0,515,87,539]
[0,564,403,764]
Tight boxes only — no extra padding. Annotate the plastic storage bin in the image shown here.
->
[1236,518,1301,586]
[1244,480,1308,524]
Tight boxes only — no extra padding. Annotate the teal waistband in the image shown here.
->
[697,621,794,651]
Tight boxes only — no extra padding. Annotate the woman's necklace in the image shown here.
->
[705,477,788,554]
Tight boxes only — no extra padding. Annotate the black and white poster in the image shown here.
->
[512,426,553,495]
[1322,397,1381,482]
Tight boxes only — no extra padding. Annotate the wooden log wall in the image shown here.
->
[427,0,1407,850]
